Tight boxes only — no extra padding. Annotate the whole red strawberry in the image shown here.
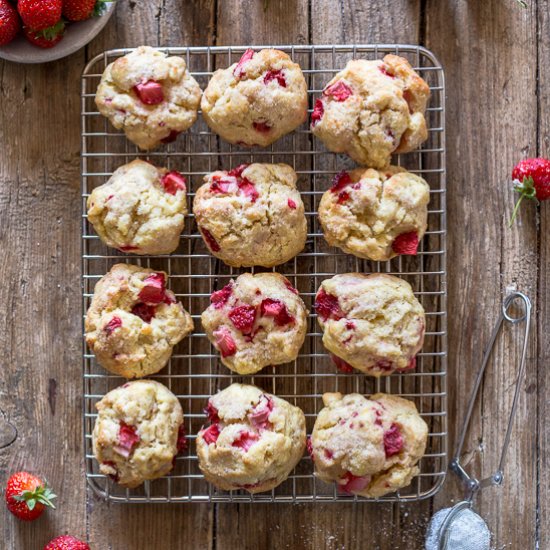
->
[44,535,90,550]
[17,0,61,30]
[509,157,550,225]
[5,471,56,521]
[0,0,20,44]
[63,0,107,22]
[24,20,64,48]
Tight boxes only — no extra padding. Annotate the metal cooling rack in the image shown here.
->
[81,44,447,503]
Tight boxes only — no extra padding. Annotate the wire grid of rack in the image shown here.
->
[81,44,447,503]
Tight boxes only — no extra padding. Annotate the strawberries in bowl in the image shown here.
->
[0,0,115,63]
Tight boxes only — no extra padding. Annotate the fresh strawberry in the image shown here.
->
[63,0,107,21]
[44,535,90,550]
[510,157,550,225]
[0,0,20,45]
[17,0,61,30]
[24,21,64,48]
[5,472,56,521]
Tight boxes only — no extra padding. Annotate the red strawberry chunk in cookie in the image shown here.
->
[238,178,259,202]
[200,227,221,252]
[204,401,220,423]
[374,359,394,372]
[311,99,325,126]
[330,171,353,194]
[213,327,237,357]
[264,69,287,87]
[249,395,274,430]
[287,198,297,209]
[176,424,187,453]
[210,175,237,194]
[210,283,233,309]
[134,80,164,105]
[115,422,140,458]
[229,304,257,334]
[306,436,314,459]
[161,171,187,195]
[131,302,156,323]
[260,298,295,326]
[392,232,419,255]
[330,353,354,373]
[119,245,140,252]
[323,81,353,102]
[284,280,299,294]
[232,430,259,452]
[314,288,345,321]
[337,191,350,204]
[234,49,255,78]
[228,164,249,178]
[379,66,395,79]
[339,472,371,494]
[161,130,180,144]
[253,121,271,133]
[202,423,220,445]
[384,423,404,457]
[138,273,166,304]
[104,316,122,335]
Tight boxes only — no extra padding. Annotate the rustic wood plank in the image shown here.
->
[426,1,539,548]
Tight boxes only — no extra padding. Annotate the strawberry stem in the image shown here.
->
[12,482,57,510]
[509,175,540,226]
[509,194,525,227]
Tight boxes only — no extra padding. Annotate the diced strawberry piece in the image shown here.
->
[311,99,324,126]
[339,472,371,494]
[161,171,186,195]
[323,81,353,102]
[324,449,334,460]
[200,227,221,252]
[249,395,274,430]
[213,327,237,357]
[228,164,249,178]
[134,80,164,105]
[330,171,353,194]
[345,321,356,330]
[253,121,271,133]
[210,175,237,194]
[131,303,156,323]
[161,130,180,144]
[337,191,350,204]
[306,436,314,460]
[379,66,395,79]
[287,198,297,209]
[210,283,233,309]
[228,304,257,334]
[138,273,167,304]
[238,178,259,202]
[232,430,259,452]
[374,359,394,371]
[260,298,295,326]
[330,354,354,373]
[104,316,122,335]
[176,424,187,453]
[264,69,287,87]
[204,401,220,423]
[314,288,344,321]
[384,423,404,457]
[115,422,140,458]
[119,245,139,252]
[392,232,419,255]
[234,49,255,78]
[284,279,299,294]
[202,423,220,445]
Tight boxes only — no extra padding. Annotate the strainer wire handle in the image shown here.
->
[450,291,532,496]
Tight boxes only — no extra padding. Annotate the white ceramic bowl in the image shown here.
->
[0,1,116,64]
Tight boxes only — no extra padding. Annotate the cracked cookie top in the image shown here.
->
[87,160,188,256]
[93,380,185,488]
[314,273,425,376]
[310,392,428,498]
[318,166,430,261]
[201,272,308,375]
[196,383,306,493]
[85,263,194,379]
[311,55,430,168]
[95,46,202,150]
[193,163,307,268]
[201,49,308,147]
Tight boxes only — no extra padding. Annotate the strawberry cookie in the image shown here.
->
[315,273,425,376]
[93,380,185,488]
[318,166,430,261]
[310,392,428,497]
[311,55,430,168]
[196,384,306,493]
[193,163,307,267]
[201,273,307,374]
[201,48,308,147]
[95,46,202,150]
[85,264,193,378]
[87,160,187,255]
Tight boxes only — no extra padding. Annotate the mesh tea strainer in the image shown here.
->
[425,291,532,550]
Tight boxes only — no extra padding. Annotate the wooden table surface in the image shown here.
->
[0,1,548,548]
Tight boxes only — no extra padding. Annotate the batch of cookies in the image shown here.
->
[86,46,433,497]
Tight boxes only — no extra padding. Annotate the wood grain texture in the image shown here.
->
[0,0,546,548]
